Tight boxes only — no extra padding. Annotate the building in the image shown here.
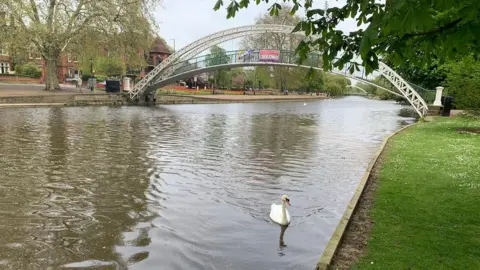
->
[139,37,172,77]
[0,45,82,83]
[0,36,172,83]
[0,46,14,75]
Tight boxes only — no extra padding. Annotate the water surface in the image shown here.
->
[0,97,414,269]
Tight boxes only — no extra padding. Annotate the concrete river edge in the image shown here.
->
[0,93,327,107]
[315,122,417,270]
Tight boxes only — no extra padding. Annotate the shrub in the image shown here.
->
[325,82,344,96]
[15,63,42,78]
[81,74,106,82]
[398,107,418,118]
[444,56,480,110]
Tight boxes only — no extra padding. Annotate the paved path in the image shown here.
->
[0,83,328,105]
[0,83,95,97]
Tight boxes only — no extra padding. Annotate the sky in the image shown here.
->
[153,0,375,81]
[155,0,356,51]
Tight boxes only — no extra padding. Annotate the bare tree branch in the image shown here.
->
[28,0,40,22]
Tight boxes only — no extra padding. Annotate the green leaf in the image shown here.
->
[268,3,282,16]
[350,3,358,18]
[213,0,223,11]
[239,0,249,8]
[302,21,312,36]
[305,0,313,9]
[349,63,355,74]
[226,1,240,19]
[290,4,299,16]
[306,9,325,17]
[292,21,302,33]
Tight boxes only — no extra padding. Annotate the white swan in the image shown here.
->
[269,195,291,225]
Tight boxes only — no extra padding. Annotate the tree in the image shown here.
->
[214,0,480,75]
[356,82,377,96]
[302,69,324,93]
[324,74,350,96]
[356,77,399,100]
[443,56,480,109]
[254,66,273,89]
[383,56,447,90]
[1,0,161,91]
[206,45,231,87]
[240,3,302,51]
[97,57,126,76]
[240,4,304,91]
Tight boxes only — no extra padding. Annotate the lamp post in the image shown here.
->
[90,57,93,78]
[89,57,95,92]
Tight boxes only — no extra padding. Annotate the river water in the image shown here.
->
[0,97,414,269]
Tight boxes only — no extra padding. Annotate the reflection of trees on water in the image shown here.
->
[0,107,160,269]
[201,114,228,160]
[248,113,317,170]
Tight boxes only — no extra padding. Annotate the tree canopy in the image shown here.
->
[206,45,231,87]
[214,0,480,75]
[0,0,161,90]
[443,56,480,109]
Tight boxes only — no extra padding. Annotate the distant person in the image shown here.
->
[77,78,83,93]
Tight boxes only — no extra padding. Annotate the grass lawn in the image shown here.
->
[354,117,480,269]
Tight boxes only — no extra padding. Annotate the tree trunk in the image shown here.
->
[44,53,61,91]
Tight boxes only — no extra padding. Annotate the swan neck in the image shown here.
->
[281,201,287,223]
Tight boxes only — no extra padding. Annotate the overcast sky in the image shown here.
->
[155,0,356,51]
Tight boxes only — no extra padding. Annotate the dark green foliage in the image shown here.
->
[302,69,324,92]
[214,0,480,75]
[324,74,349,96]
[98,57,125,76]
[383,58,447,90]
[15,63,42,78]
[398,107,418,118]
[443,56,480,109]
[206,46,231,87]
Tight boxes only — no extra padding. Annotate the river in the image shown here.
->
[0,96,414,269]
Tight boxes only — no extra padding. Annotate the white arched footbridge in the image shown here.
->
[127,24,429,117]
[346,85,369,95]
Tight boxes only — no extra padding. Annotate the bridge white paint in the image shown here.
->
[148,62,404,99]
[128,24,428,117]
[346,85,369,95]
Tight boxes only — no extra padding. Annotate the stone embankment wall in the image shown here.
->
[0,94,126,106]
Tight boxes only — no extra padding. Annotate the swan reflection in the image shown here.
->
[278,225,289,256]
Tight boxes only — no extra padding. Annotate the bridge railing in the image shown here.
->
[407,82,437,104]
[166,50,324,79]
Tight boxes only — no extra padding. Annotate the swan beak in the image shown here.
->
[286,199,291,206]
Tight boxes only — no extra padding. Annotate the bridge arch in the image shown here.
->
[129,25,428,117]
[346,85,368,95]
[149,62,403,99]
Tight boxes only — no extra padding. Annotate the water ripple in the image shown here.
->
[0,98,414,269]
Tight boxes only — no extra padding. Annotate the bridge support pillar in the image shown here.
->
[433,86,444,106]
[123,77,132,91]
[126,92,156,106]
[140,92,156,106]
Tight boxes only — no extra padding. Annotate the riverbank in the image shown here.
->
[327,117,480,269]
[0,86,327,106]
[156,94,326,104]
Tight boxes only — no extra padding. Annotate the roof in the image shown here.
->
[151,37,171,55]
